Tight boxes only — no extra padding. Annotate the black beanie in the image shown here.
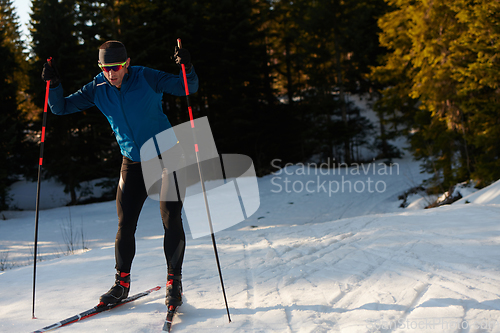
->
[99,41,127,64]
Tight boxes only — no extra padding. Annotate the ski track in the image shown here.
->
[5,158,500,332]
[242,240,257,331]
[230,216,388,332]
[229,208,500,333]
[6,207,500,333]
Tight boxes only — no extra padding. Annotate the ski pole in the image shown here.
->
[177,38,231,323]
[32,57,52,319]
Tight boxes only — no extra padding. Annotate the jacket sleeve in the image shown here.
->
[143,66,199,96]
[48,81,96,115]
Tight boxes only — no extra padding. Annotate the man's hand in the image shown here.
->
[41,61,61,88]
[174,47,192,73]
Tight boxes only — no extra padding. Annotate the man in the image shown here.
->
[41,40,198,309]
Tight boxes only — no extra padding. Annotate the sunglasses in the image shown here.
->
[98,61,127,72]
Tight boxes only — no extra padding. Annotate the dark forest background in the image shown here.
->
[1,0,499,209]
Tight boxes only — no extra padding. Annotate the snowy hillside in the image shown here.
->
[1,155,500,333]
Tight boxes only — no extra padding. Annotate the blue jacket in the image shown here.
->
[48,66,199,161]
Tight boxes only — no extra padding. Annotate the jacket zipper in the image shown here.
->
[118,88,140,156]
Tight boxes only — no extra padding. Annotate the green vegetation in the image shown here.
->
[1,0,499,208]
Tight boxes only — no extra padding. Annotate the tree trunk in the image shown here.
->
[336,45,350,164]
[285,36,293,108]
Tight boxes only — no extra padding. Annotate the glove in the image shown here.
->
[41,61,61,88]
[174,47,192,73]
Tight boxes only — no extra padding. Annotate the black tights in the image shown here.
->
[115,156,185,276]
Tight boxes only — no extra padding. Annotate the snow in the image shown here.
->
[8,177,112,210]
[1,154,500,332]
[456,179,500,206]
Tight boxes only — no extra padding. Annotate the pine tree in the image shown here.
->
[29,0,121,205]
[290,0,386,165]
[0,0,29,210]
[448,0,500,185]
[372,0,500,189]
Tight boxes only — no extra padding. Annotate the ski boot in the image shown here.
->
[165,274,183,308]
[99,271,130,306]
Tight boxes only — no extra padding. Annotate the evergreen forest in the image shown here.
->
[1,0,499,209]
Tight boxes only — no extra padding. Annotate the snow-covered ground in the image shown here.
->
[1,154,500,333]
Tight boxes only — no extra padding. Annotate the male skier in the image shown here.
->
[41,40,198,309]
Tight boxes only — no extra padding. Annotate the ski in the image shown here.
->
[31,285,161,333]
[162,305,179,332]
